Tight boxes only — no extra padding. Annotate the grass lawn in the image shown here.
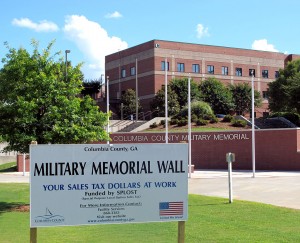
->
[1,184,300,242]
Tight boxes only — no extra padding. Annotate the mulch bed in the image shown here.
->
[10,205,30,212]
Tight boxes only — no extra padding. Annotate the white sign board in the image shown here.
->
[30,143,188,227]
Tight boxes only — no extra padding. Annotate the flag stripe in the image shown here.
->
[159,202,183,216]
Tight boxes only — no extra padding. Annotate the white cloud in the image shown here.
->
[251,39,278,52]
[196,24,209,38]
[105,11,122,19]
[63,15,128,79]
[12,18,59,32]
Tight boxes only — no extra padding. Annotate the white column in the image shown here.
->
[188,76,192,178]
[251,72,256,178]
[165,58,168,144]
[106,76,110,145]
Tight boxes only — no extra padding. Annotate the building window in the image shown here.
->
[275,71,279,78]
[235,67,242,76]
[262,70,269,78]
[161,61,169,71]
[262,91,269,100]
[207,65,214,74]
[249,69,255,77]
[192,64,200,73]
[222,66,228,75]
[130,67,136,76]
[121,68,126,78]
[177,63,185,72]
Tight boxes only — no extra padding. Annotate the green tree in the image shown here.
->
[268,59,300,113]
[230,83,262,115]
[0,40,109,153]
[169,78,202,108]
[81,80,101,97]
[150,85,180,117]
[199,77,235,114]
[120,89,142,119]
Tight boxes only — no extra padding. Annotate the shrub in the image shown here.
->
[160,120,165,126]
[191,114,198,122]
[170,118,178,125]
[222,114,233,122]
[231,119,247,127]
[149,122,158,128]
[178,101,214,120]
[177,118,188,126]
[203,114,213,120]
[210,115,219,124]
[196,119,209,126]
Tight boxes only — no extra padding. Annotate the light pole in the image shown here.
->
[106,76,110,145]
[100,74,104,97]
[251,70,256,178]
[65,50,71,81]
[188,76,192,178]
[165,58,168,144]
[135,58,138,122]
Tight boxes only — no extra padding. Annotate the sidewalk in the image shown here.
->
[1,170,300,210]
[0,172,30,183]
[189,170,300,210]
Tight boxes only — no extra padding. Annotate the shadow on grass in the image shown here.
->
[0,202,29,214]
[0,165,17,173]
[189,202,229,207]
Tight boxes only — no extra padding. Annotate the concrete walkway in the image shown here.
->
[189,170,300,210]
[1,170,300,210]
[0,172,30,183]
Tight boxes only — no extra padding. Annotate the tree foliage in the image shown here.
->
[199,77,235,114]
[169,78,201,108]
[120,89,142,119]
[230,83,262,115]
[81,80,101,96]
[268,59,300,113]
[150,85,180,117]
[0,40,109,153]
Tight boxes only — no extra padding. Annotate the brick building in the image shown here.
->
[105,40,300,118]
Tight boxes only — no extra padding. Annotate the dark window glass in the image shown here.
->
[249,69,255,77]
[130,67,136,76]
[222,66,228,75]
[192,64,200,73]
[262,91,269,99]
[235,67,242,76]
[177,63,185,72]
[262,70,269,78]
[275,71,279,78]
[161,61,169,71]
[121,68,126,78]
[207,65,214,74]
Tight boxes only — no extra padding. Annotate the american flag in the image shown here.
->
[159,202,183,216]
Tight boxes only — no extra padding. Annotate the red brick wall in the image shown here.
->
[108,129,300,171]
[17,129,300,172]
[17,154,30,172]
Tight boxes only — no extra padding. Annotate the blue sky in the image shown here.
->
[1,0,300,80]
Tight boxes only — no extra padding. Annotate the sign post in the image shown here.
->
[178,221,185,243]
[30,141,38,243]
[226,152,235,203]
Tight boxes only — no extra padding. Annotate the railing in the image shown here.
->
[273,117,297,128]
